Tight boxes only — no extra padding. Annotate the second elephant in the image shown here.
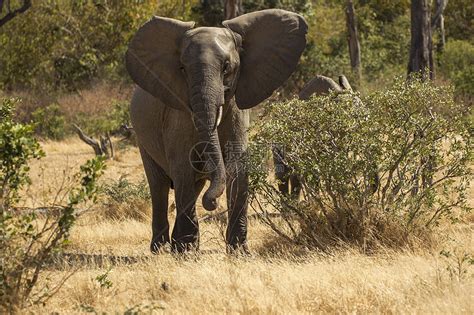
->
[272,75,353,198]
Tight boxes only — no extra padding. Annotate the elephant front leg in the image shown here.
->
[171,180,205,253]
[225,159,249,254]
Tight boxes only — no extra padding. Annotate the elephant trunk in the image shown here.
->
[189,67,226,211]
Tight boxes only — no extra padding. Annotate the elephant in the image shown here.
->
[272,75,354,198]
[125,9,308,253]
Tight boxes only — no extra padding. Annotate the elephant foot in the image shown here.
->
[150,237,170,254]
[227,242,251,257]
[171,240,199,254]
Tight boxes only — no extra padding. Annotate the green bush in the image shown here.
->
[31,104,67,140]
[0,97,106,312]
[439,40,474,98]
[73,100,130,137]
[248,78,472,250]
[0,98,44,209]
[0,1,156,91]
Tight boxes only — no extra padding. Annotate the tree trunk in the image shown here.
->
[408,0,434,81]
[346,1,361,83]
[224,0,242,20]
[432,0,448,52]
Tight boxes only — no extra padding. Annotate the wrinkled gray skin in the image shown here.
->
[273,75,353,198]
[126,9,307,253]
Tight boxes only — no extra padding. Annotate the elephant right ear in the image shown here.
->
[126,16,195,111]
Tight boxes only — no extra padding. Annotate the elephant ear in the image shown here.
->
[126,16,195,110]
[298,75,342,100]
[223,9,308,109]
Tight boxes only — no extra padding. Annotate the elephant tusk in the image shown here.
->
[212,105,223,132]
[216,105,223,128]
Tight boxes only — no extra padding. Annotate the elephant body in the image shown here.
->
[126,10,307,253]
[131,87,250,252]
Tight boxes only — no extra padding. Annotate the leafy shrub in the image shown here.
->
[248,78,472,250]
[0,97,106,312]
[31,104,67,140]
[439,40,474,99]
[100,176,151,221]
[73,100,130,136]
[0,1,157,91]
[0,98,44,209]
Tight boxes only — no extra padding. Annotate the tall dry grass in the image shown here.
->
[18,138,474,314]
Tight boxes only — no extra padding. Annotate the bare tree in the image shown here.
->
[408,0,434,80]
[73,124,114,159]
[432,0,448,52]
[224,0,243,20]
[0,0,31,27]
[346,0,361,83]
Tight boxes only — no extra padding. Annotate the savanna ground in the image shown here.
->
[21,137,473,314]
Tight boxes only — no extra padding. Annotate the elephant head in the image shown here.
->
[298,75,353,100]
[126,10,307,210]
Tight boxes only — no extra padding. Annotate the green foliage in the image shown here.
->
[359,0,409,22]
[439,40,474,98]
[249,78,472,250]
[74,100,130,136]
[31,104,67,140]
[358,9,410,82]
[444,0,474,43]
[0,0,157,91]
[0,98,44,209]
[0,97,106,311]
[95,267,113,289]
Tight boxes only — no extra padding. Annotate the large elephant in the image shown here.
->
[272,75,353,198]
[126,10,307,253]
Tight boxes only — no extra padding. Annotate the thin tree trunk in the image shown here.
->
[408,0,434,81]
[224,0,242,20]
[432,0,448,52]
[346,1,361,84]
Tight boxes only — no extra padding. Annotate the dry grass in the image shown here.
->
[19,138,474,314]
[8,82,133,123]
[57,82,133,120]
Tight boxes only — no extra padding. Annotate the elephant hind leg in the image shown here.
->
[140,148,171,254]
[225,162,250,255]
[272,145,291,195]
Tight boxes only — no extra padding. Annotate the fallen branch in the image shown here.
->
[73,124,114,159]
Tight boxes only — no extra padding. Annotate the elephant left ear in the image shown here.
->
[223,9,308,109]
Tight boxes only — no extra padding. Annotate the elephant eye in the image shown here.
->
[180,66,186,74]
[223,61,231,75]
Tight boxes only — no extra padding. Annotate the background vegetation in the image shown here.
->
[0,0,472,313]
[0,0,470,138]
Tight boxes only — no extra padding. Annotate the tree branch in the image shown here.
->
[0,0,31,28]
